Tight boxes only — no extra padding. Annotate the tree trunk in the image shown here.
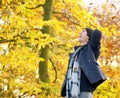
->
[0,0,2,6]
[39,0,54,82]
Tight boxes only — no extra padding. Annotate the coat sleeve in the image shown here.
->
[90,29,102,59]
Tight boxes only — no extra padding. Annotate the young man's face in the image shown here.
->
[78,29,89,44]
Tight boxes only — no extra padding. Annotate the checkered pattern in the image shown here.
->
[66,47,81,98]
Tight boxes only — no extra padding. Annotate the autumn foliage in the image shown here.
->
[0,0,120,98]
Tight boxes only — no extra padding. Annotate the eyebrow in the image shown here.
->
[83,29,85,31]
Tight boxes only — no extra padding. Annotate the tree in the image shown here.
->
[39,0,54,82]
[0,0,119,97]
[0,0,99,97]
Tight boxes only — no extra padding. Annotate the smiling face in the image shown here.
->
[78,29,89,44]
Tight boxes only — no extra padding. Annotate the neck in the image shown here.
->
[80,42,88,46]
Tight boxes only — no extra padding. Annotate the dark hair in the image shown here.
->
[84,28,93,41]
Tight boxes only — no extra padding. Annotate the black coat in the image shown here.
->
[61,29,106,97]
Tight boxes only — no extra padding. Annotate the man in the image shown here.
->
[61,28,106,98]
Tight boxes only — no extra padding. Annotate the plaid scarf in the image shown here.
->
[66,47,81,98]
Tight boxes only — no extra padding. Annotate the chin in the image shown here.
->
[78,38,81,42]
[78,39,82,43]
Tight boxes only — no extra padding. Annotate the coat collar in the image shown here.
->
[69,44,88,57]
[74,44,88,51]
[74,46,80,50]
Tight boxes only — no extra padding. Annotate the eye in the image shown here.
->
[83,29,85,32]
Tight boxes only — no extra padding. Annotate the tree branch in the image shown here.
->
[49,58,57,83]
[26,4,44,9]
[53,11,81,26]
[18,91,28,97]
[0,30,30,44]
[0,39,16,44]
